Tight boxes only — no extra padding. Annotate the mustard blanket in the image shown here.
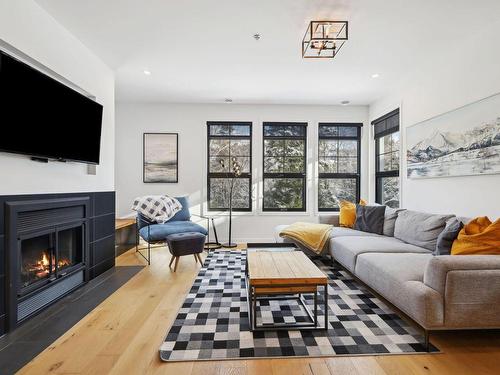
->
[279,222,333,254]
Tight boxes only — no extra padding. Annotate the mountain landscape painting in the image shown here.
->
[407,94,500,179]
[143,133,178,183]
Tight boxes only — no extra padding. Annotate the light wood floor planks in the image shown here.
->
[17,245,500,375]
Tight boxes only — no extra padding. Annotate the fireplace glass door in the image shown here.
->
[19,224,84,296]
[57,226,83,275]
[19,232,55,291]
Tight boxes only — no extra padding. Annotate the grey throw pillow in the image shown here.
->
[372,203,404,237]
[434,218,463,255]
[383,207,405,237]
[394,210,455,251]
[354,205,386,234]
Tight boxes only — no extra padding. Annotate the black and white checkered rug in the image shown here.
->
[160,250,436,361]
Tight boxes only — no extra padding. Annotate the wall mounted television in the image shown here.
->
[0,50,103,164]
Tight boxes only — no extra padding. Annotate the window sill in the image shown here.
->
[202,210,313,217]
[257,211,311,216]
[203,211,254,217]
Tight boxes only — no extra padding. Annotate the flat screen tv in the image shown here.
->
[0,51,103,164]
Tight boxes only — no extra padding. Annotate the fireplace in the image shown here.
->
[19,225,84,296]
[5,197,90,328]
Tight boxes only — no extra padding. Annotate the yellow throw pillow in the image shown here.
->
[451,216,500,255]
[339,199,367,228]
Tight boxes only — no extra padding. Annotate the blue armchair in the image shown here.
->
[136,196,208,264]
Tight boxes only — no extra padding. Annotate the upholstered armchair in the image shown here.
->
[135,196,208,264]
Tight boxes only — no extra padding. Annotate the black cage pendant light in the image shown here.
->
[302,21,348,59]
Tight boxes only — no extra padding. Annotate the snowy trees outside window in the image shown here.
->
[263,123,307,211]
[318,123,361,211]
[207,122,252,211]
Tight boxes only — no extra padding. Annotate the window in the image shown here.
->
[373,109,400,208]
[262,122,307,211]
[207,122,252,211]
[318,123,362,211]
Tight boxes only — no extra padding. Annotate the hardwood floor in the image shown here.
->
[18,245,500,375]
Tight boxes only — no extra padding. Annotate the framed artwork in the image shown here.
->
[143,133,178,183]
[407,93,500,179]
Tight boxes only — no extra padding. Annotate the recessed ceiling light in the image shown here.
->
[340,100,350,105]
[371,73,380,78]
[143,69,152,75]
[253,34,261,40]
[224,98,233,103]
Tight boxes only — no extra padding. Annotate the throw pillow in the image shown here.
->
[394,210,455,251]
[131,195,183,223]
[451,216,500,255]
[383,207,405,237]
[434,218,463,255]
[354,205,386,234]
[339,199,366,228]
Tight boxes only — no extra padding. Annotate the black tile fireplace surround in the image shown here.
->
[0,191,115,336]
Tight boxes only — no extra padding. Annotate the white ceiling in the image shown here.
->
[36,0,500,105]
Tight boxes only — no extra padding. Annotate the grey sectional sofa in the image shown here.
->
[274,211,500,343]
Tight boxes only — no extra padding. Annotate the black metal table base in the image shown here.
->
[245,275,328,331]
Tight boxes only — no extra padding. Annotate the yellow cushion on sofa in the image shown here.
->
[339,199,366,228]
[451,216,500,255]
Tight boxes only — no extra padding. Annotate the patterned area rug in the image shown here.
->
[160,250,436,361]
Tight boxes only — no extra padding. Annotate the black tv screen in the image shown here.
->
[0,51,103,164]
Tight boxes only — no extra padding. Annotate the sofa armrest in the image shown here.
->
[424,255,500,295]
[319,214,339,226]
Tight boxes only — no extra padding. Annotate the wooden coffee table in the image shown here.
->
[245,250,328,331]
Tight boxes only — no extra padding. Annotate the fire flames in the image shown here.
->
[32,251,70,278]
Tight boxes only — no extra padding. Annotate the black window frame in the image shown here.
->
[262,122,308,212]
[206,121,252,212]
[372,109,400,206]
[317,123,362,212]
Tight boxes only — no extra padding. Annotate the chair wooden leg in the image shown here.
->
[196,253,203,265]
[173,256,180,272]
[169,255,175,268]
[193,254,199,264]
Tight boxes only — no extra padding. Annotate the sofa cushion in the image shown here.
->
[330,227,383,238]
[356,252,431,285]
[330,236,431,272]
[456,216,473,225]
[451,217,500,255]
[354,204,386,234]
[275,224,381,244]
[434,218,463,255]
[139,221,208,242]
[383,207,404,237]
[394,210,455,251]
[339,199,366,228]
[354,253,443,328]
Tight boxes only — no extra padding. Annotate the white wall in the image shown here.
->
[369,20,500,219]
[116,103,368,242]
[0,0,114,195]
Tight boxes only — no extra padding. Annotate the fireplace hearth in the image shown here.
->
[5,197,90,329]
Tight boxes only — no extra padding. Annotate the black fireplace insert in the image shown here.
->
[5,197,90,329]
[19,224,84,296]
